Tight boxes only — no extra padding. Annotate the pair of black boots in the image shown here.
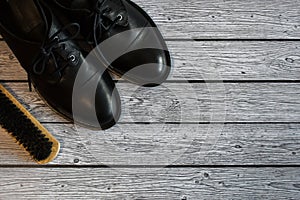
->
[0,0,171,129]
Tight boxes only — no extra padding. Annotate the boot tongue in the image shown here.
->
[70,0,93,8]
[71,0,128,27]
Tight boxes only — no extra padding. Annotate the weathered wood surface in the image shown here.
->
[0,167,299,199]
[2,82,299,123]
[0,123,299,165]
[1,0,300,198]
[2,41,300,81]
[1,0,300,39]
[135,0,300,39]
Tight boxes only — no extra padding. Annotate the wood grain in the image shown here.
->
[0,123,299,165]
[1,0,300,39]
[0,42,25,80]
[2,82,299,123]
[0,1,300,198]
[2,41,300,81]
[0,167,299,199]
[138,0,300,39]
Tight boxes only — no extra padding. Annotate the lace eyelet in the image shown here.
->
[117,14,123,21]
[68,55,76,62]
[53,36,59,41]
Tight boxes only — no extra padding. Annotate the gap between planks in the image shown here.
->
[2,0,300,39]
[2,40,300,81]
[1,82,299,123]
[0,123,299,165]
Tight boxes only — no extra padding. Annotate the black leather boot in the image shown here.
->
[0,0,121,129]
[46,0,171,86]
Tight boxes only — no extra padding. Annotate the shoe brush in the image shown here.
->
[0,84,60,164]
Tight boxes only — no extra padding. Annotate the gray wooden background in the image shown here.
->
[0,0,300,199]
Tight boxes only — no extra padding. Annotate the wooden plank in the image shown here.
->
[0,167,299,199]
[2,82,300,123]
[0,123,299,165]
[169,41,300,80]
[0,42,25,80]
[137,0,300,39]
[2,41,300,81]
[1,0,300,39]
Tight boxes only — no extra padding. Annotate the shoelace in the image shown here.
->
[32,23,80,76]
[88,0,124,46]
[28,0,81,91]
[28,23,80,91]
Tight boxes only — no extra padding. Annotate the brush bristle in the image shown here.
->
[0,90,53,161]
